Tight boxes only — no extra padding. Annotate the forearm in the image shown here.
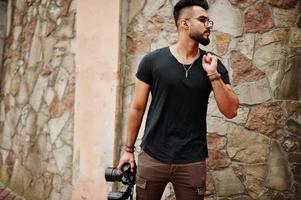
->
[126,107,145,147]
[211,79,239,118]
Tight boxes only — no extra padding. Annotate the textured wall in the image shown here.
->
[121,0,301,199]
[0,0,75,199]
[0,1,6,72]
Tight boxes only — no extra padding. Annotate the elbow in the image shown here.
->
[224,110,237,119]
[223,103,239,119]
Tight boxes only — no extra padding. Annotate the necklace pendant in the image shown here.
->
[185,71,188,78]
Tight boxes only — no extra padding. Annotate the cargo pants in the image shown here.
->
[135,150,206,200]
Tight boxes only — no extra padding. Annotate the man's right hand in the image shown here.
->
[117,152,136,172]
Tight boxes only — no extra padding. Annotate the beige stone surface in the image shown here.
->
[234,78,271,105]
[227,125,270,163]
[128,0,146,23]
[233,163,267,199]
[259,28,290,46]
[237,33,255,59]
[254,42,287,69]
[273,8,298,27]
[209,0,243,37]
[266,141,292,190]
[212,167,245,197]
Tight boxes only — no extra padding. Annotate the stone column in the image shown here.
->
[73,0,121,199]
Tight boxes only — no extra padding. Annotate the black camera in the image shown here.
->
[105,163,136,200]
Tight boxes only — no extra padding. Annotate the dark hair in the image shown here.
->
[173,0,209,27]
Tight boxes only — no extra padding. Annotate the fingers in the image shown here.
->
[117,160,124,171]
[202,54,206,63]
[130,160,136,173]
[203,53,218,65]
[117,152,135,172]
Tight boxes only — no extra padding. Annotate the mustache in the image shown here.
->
[204,30,211,34]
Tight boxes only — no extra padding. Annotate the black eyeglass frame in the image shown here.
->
[185,16,214,28]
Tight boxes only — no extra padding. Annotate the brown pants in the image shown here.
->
[136,150,206,200]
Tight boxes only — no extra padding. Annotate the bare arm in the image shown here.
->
[117,79,150,170]
[211,81,239,118]
[202,54,239,119]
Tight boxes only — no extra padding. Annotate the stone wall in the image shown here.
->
[0,0,76,199]
[121,0,301,199]
[0,0,7,72]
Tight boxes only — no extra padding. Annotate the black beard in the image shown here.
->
[191,33,210,46]
[198,38,210,46]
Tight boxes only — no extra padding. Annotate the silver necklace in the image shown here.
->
[175,48,199,78]
[182,63,193,78]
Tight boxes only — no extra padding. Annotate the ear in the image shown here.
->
[179,19,189,30]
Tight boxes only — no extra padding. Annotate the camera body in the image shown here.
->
[105,163,136,200]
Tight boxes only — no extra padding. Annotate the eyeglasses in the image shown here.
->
[189,16,214,28]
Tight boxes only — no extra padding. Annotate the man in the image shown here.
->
[117,0,239,199]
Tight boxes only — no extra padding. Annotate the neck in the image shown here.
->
[174,35,200,60]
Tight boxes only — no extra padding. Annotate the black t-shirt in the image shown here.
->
[136,47,230,164]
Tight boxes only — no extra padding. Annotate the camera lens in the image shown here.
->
[105,167,123,182]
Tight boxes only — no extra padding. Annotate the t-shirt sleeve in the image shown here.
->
[217,60,230,85]
[136,54,153,85]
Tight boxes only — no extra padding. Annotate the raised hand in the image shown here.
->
[202,53,218,74]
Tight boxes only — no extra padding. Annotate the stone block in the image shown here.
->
[207,133,227,150]
[253,43,288,71]
[225,106,250,125]
[206,172,215,195]
[207,150,230,169]
[147,14,164,42]
[246,102,285,137]
[9,159,32,195]
[232,163,267,199]
[230,50,265,86]
[269,0,298,9]
[24,152,42,178]
[282,134,301,152]
[215,32,231,55]
[212,167,245,197]
[286,118,301,136]
[55,14,75,38]
[0,2,7,27]
[49,111,70,143]
[289,27,301,46]
[142,0,165,18]
[16,80,29,105]
[227,125,270,163]
[258,28,290,46]
[237,33,255,59]
[29,75,49,111]
[128,0,146,23]
[266,141,292,190]
[53,145,72,173]
[229,0,257,9]
[209,0,243,37]
[274,54,301,101]
[206,116,230,135]
[245,2,274,33]
[42,35,55,65]
[273,8,298,28]
[127,31,150,55]
[234,78,271,105]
